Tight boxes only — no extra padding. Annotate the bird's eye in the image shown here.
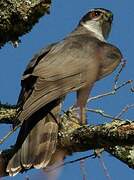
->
[90,11,101,18]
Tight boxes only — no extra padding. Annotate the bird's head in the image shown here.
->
[79,8,113,41]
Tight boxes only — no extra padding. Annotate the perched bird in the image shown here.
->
[6,8,122,176]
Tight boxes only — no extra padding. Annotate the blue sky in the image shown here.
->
[0,0,134,179]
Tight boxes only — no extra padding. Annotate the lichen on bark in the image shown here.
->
[0,104,134,176]
[0,0,51,47]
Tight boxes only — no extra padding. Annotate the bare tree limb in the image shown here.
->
[0,0,51,47]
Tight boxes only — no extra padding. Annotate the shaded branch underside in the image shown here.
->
[0,104,134,177]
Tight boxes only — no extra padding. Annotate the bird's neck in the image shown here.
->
[70,23,106,42]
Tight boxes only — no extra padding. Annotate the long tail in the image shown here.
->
[6,105,60,176]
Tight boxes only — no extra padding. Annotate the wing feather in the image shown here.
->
[19,75,86,121]
[19,35,103,122]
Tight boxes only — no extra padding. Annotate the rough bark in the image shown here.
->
[59,109,134,169]
[0,104,134,176]
[0,0,51,47]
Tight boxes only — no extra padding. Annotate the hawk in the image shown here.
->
[6,8,122,176]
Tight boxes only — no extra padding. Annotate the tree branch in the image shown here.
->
[59,109,134,152]
[0,103,18,124]
[0,0,51,47]
[0,104,134,176]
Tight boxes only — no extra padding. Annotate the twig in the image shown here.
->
[88,91,116,102]
[98,156,112,180]
[114,80,133,91]
[61,154,94,167]
[113,59,126,89]
[88,60,132,103]
[86,108,129,121]
[0,124,20,144]
[88,80,132,102]
[46,154,95,172]
[115,104,134,119]
[80,159,87,180]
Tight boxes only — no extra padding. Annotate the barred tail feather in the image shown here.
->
[6,110,59,176]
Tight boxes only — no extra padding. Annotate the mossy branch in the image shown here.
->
[59,109,134,169]
[0,104,134,176]
[0,0,51,47]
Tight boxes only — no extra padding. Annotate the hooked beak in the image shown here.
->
[104,12,113,23]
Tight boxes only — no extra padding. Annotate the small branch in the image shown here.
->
[80,159,87,180]
[86,108,127,121]
[88,80,132,102]
[113,59,127,89]
[59,111,134,152]
[98,156,112,180]
[46,153,95,172]
[88,60,133,103]
[115,104,134,119]
[0,124,20,145]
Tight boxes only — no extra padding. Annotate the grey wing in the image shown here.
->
[23,43,57,79]
[97,42,123,80]
[17,43,56,107]
[19,35,101,122]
